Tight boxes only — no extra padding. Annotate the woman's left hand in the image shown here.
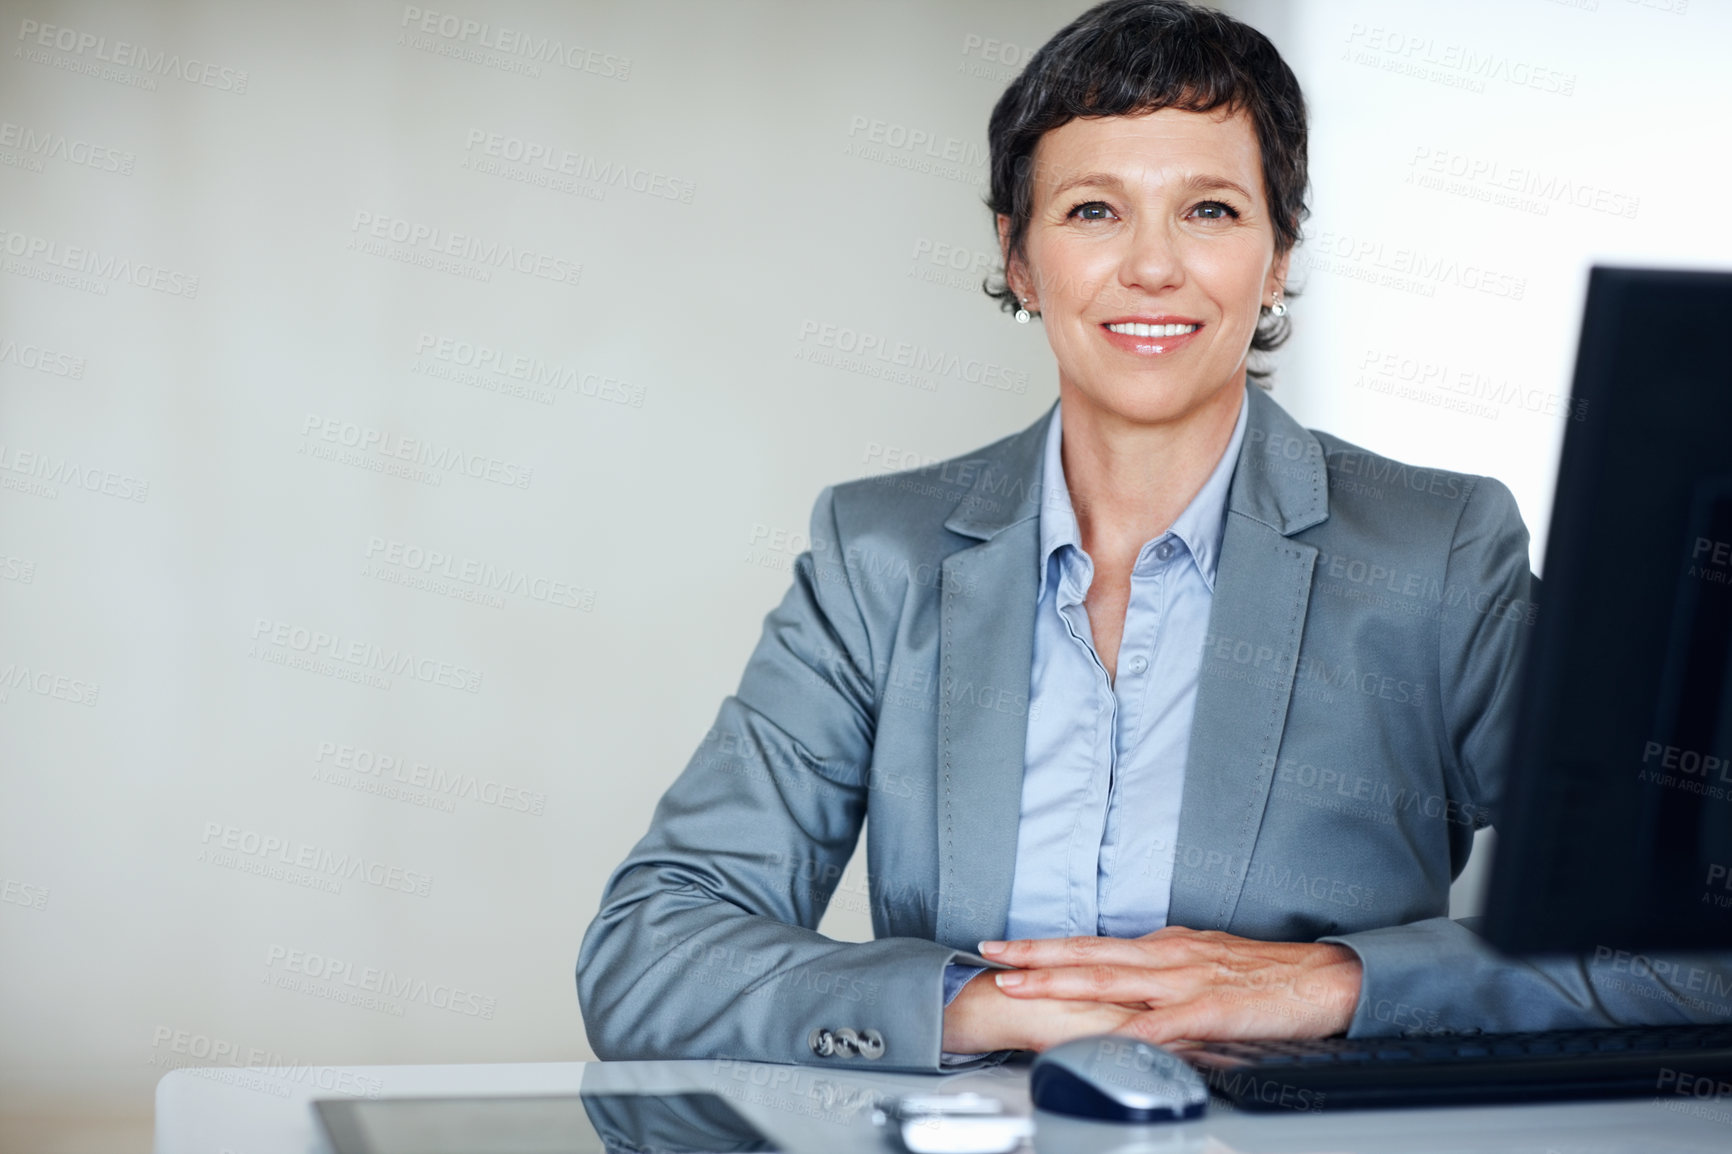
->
[977,926,1363,1044]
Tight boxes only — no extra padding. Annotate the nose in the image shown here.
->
[1119,217,1183,296]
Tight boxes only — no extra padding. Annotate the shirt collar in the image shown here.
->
[1038,385,1249,597]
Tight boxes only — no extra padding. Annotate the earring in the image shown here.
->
[1269,290,1287,318]
[1015,300,1031,324]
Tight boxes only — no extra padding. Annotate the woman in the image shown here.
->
[578,0,1715,1072]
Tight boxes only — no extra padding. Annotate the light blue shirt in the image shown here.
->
[941,388,1249,1026]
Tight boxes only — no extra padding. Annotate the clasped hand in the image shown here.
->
[941,926,1362,1054]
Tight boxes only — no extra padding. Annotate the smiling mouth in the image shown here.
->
[1104,322,1200,338]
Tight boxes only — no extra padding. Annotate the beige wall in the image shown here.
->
[1,0,1727,1147]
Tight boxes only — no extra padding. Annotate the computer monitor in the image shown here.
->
[1482,266,1732,955]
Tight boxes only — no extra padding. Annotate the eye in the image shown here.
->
[1067,201,1116,221]
[1190,200,1241,221]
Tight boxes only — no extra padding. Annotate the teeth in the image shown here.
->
[1106,322,1199,338]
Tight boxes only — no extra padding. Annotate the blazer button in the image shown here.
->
[808,1027,835,1057]
[833,1027,861,1057]
[857,1029,885,1060]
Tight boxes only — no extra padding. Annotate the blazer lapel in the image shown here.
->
[933,409,1049,950]
[1167,386,1329,930]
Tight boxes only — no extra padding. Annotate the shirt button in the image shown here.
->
[1155,541,1177,561]
[1128,656,1148,675]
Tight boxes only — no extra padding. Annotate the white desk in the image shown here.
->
[155,1056,1732,1154]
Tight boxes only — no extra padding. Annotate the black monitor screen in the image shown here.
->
[1483,266,1732,955]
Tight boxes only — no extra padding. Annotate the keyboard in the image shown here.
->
[1172,1025,1732,1111]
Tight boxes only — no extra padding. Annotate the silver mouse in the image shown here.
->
[1029,1035,1209,1122]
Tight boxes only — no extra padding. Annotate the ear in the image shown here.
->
[1267,247,1292,303]
[996,213,1033,308]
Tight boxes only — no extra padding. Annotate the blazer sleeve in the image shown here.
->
[577,486,999,1072]
[1322,475,1732,1034]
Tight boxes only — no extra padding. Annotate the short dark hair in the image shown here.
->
[984,0,1309,383]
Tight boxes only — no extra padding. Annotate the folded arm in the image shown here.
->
[577,488,998,1072]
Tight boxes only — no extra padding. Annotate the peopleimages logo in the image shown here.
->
[0,226,199,297]
[0,660,100,707]
[795,320,1028,394]
[0,443,149,502]
[0,120,135,175]
[265,944,498,1019]
[414,333,643,408]
[398,6,630,80]
[199,821,434,897]
[364,536,595,611]
[463,130,694,203]
[0,334,86,378]
[249,617,485,694]
[300,414,533,489]
[148,1026,383,1099]
[15,18,249,92]
[314,740,548,816]
[348,211,582,287]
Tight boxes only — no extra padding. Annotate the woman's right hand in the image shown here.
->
[941,968,1142,1054]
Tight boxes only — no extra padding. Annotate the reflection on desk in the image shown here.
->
[584,1089,777,1154]
[153,1055,1732,1154]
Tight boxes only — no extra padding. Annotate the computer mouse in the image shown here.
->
[1029,1035,1208,1123]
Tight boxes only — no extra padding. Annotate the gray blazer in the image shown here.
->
[578,384,1731,1073]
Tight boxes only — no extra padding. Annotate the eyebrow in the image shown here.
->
[1047,171,1256,203]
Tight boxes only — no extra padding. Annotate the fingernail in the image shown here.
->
[978,940,1005,955]
[995,971,1024,988]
